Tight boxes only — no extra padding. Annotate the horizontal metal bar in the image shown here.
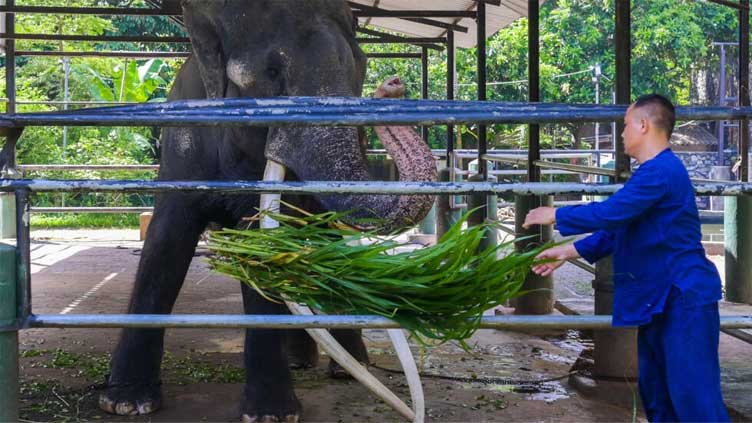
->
[347,2,469,33]
[30,207,152,214]
[4,98,752,128]
[0,179,750,196]
[18,164,159,171]
[364,52,423,59]
[0,179,619,195]
[16,50,189,58]
[0,32,446,50]
[0,5,175,16]
[356,27,443,50]
[357,36,445,44]
[8,100,148,106]
[479,153,593,162]
[534,160,623,178]
[706,0,749,10]
[0,32,189,43]
[456,169,579,176]
[15,51,419,60]
[22,313,752,330]
[368,149,615,157]
[353,10,476,18]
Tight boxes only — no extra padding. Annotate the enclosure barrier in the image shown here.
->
[3,99,752,422]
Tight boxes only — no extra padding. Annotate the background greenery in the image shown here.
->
[0,0,742,227]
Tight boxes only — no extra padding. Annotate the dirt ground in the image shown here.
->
[8,228,751,422]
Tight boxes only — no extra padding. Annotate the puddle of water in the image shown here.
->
[538,351,574,364]
[546,330,593,353]
[465,381,571,403]
[527,381,571,403]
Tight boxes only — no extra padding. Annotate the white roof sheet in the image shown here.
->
[352,0,543,48]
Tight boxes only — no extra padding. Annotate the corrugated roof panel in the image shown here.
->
[351,0,544,48]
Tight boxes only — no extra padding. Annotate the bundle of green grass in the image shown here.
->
[209,207,547,345]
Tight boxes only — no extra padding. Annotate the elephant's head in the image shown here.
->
[182,0,436,229]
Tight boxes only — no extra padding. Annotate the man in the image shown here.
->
[523,94,729,422]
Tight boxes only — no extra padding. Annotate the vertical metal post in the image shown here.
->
[446,31,455,169]
[740,0,750,183]
[0,0,19,239]
[719,45,727,166]
[590,0,638,380]
[417,47,437,238]
[0,4,19,393]
[5,0,15,116]
[476,1,487,180]
[726,0,752,305]
[436,32,456,240]
[514,0,552,315]
[593,64,601,168]
[614,0,631,180]
[436,168,453,239]
[15,189,30,320]
[0,244,19,422]
[527,0,541,184]
[421,46,429,142]
[467,0,490,238]
[62,56,70,155]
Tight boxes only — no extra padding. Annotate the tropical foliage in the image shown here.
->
[0,0,743,225]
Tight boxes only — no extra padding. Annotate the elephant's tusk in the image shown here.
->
[260,160,424,423]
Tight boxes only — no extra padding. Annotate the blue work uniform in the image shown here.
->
[555,148,729,422]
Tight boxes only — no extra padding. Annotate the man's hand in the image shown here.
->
[532,244,579,277]
[373,76,406,99]
[522,206,556,229]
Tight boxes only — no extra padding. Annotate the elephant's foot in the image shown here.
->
[286,330,319,369]
[327,356,370,380]
[99,382,162,416]
[240,390,301,423]
[326,334,369,379]
[288,353,318,370]
[241,413,299,423]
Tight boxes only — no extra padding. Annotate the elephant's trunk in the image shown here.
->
[265,126,437,231]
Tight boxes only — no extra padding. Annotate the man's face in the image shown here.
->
[621,105,643,158]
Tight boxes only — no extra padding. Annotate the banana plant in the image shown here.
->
[77,58,168,103]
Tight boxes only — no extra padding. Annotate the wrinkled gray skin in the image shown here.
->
[98,1,436,421]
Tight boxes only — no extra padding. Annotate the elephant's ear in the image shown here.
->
[182,0,227,99]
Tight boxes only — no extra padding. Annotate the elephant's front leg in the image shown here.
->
[100,195,206,416]
[241,284,302,422]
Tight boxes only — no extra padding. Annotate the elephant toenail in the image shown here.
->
[115,402,137,416]
[137,401,156,414]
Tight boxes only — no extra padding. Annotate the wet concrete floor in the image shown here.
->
[7,228,750,422]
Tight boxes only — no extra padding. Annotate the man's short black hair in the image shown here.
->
[633,94,676,137]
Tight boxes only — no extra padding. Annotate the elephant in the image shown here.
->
[96,1,438,421]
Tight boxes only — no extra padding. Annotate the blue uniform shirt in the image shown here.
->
[556,148,722,326]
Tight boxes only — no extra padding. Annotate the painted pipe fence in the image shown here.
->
[3,98,752,421]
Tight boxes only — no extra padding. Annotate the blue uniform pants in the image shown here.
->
[637,289,730,423]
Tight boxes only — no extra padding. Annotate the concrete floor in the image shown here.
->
[6,228,751,422]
